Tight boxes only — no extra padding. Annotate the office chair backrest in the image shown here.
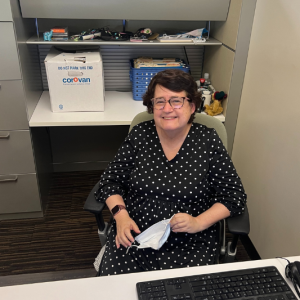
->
[129,112,227,149]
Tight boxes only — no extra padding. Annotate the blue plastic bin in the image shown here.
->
[130,59,190,100]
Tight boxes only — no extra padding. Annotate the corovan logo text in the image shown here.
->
[62,77,91,83]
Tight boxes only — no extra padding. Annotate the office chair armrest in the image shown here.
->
[227,205,250,236]
[84,181,105,213]
[223,205,250,263]
[84,181,107,231]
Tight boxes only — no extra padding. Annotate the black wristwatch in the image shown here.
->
[111,205,126,217]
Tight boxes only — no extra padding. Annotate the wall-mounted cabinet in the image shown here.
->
[19,0,230,21]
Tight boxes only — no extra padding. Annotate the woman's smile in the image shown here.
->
[162,116,177,120]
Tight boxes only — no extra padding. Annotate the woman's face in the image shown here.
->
[153,84,195,135]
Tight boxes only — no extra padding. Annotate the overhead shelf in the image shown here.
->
[26,36,222,46]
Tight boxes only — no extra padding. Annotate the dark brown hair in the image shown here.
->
[142,69,202,123]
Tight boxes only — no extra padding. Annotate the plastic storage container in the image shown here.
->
[129,59,190,100]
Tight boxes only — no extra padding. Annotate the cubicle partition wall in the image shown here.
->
[0,0,256,220]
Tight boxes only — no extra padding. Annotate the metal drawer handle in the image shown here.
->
[0,133,10,139]
[0,176,18,183]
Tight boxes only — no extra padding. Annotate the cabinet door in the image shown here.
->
[0,174,41,214]
[0,0,13,21]
[19,0,230,21]
[0,80,28,130]
[0,22,22,80]
[0,130,35,174]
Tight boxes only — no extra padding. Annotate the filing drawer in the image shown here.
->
[0,22,22,80]
[0,130,35,174]
[0,80,28,130]
[0,1,13,21]
[0,173,41,214]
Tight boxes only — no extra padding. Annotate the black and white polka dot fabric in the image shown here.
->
[95,120,246,276]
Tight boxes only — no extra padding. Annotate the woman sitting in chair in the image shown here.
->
[95,69,247,276]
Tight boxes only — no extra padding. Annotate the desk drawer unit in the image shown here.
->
[0,22,22,80]
[0,80,28,130]
[0,173,41,214]
[0,130,35,174]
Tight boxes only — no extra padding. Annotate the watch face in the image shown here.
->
[111,205,120,215]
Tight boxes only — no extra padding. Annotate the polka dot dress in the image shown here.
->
[95,120,247,276]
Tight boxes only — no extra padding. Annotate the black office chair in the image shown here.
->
[84,112,250,264]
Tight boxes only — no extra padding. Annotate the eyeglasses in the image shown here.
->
[151,97,190,110]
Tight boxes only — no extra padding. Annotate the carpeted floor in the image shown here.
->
[0,171,251,278]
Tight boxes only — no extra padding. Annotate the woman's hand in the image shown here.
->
[170,204,230,234]
[114,210,141,249]
[170,213,204,234]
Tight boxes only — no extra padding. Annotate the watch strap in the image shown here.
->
[111,204,126,217]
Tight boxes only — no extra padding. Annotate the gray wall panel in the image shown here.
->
[0,0,13,21]
[210,0,243,51]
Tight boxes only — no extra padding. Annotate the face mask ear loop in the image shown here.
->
[126,244,138,254]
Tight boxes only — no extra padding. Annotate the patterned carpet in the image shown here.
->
[0,171,250,277]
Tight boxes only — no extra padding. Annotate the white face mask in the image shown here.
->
[133,216,174,251]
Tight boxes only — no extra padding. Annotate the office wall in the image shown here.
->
[232,0,300,258]
[203,0,243,116]
[202,45,235,116]
[206,0,256,155]
[204,0,244,116]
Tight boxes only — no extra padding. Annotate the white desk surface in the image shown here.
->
[29,91,225,127]
[29,91,146,127]
[1,256,299,300]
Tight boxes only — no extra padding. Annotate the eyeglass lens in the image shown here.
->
[153,97,184,109]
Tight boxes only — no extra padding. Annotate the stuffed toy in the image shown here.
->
[205,91,227,116]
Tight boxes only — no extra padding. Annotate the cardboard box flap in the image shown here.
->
[44,48,61,62]
[45,51,101,64]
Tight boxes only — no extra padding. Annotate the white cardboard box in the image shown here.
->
[45,47,105,112]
